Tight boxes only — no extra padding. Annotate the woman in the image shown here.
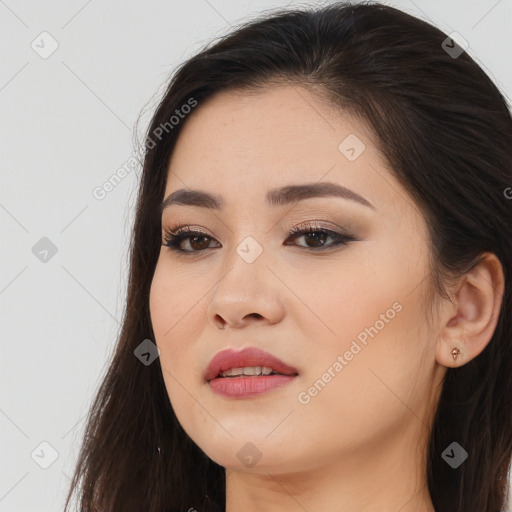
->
[64,2,512,511]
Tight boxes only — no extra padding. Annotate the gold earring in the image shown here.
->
[451,347,461,361]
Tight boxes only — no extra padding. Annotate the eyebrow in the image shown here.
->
[159,181,375,213]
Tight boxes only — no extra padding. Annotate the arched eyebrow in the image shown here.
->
[160,181,375,214]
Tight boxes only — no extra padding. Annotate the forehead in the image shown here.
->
[163,85,396,212]
[169,85,373,161]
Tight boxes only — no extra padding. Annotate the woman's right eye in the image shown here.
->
[163,227,220,255]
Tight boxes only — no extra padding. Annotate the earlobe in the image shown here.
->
[436,328,465,367]
[435,252,505,368]
[450,345,462,362]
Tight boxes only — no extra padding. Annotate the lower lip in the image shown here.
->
[208,375,297,398]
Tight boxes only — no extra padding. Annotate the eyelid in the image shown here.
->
[164,219,346,236]
[287,219,348,234]
[165,223,214,236]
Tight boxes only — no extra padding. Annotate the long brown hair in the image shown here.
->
[64,2,512,511]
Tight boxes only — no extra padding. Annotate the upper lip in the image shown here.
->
[204,346,299,381]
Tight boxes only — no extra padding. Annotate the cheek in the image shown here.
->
[150,260,207,345]
[149,260,208,396]
[290,252,430,418]
[298,240,428,358]
[292,303,427,453]
[281,251,395,347]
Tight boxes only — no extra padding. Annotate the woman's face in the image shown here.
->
[149,85,446,479]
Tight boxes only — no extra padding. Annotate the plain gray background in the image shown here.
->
[1,0,511,510]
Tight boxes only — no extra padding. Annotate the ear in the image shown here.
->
[435,252,505,368]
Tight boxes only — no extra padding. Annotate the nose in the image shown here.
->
[206,248,286,330]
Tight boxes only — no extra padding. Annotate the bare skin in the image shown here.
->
[149,84,504,512]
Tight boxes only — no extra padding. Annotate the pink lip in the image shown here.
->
[209,374,297,398]
[204,347,299,382]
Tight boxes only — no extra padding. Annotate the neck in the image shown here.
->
[224,420,435,512]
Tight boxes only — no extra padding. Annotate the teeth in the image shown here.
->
[220,366,275,377]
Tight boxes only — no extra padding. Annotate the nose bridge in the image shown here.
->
[218,233,269,294]
[217,209,269,271]
[206,233,285,327]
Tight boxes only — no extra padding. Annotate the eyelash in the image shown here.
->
[162,222,356,256]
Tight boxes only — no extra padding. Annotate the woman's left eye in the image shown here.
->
[284,227,355,250]
[162,224,356,255]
